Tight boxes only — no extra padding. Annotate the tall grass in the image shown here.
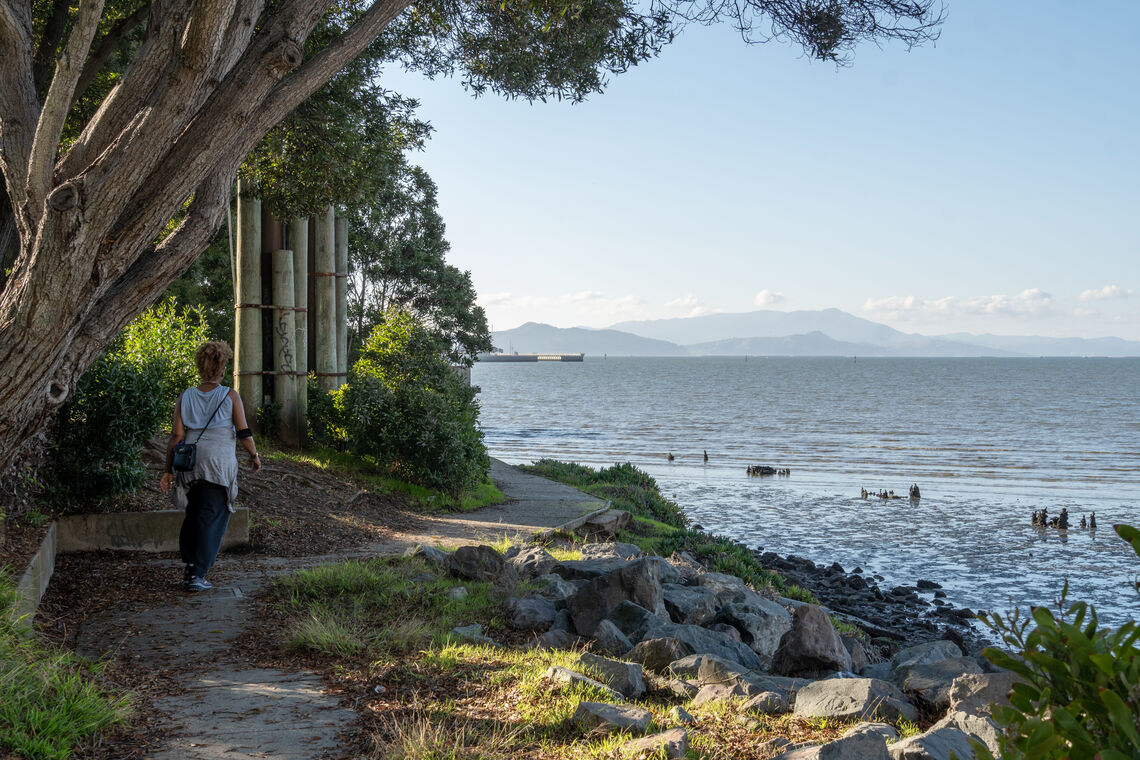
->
[0,574,130,759]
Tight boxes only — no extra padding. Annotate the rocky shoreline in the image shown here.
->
[753,550,991,657]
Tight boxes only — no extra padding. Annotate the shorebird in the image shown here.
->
[666,452,675,462]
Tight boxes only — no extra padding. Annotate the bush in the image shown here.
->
[316,311,487,497]
[47,300,208,505]
[977,523,1140,759]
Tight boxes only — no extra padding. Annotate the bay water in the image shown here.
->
[473,357,1140,626]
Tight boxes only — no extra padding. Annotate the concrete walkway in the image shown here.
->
[73,459,605,759]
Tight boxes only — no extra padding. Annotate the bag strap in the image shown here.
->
[190,388,229,445]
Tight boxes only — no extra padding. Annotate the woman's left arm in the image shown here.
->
[230,389,261,474]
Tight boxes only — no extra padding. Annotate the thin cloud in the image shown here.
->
[664,293,720,318]
[863,289,1054,320]
[754,289,786,307]
[1079,285,1134,302]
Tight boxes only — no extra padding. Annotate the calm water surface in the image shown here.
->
[473,357,1140,625]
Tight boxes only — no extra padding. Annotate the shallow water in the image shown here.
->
[473,356,1140,625]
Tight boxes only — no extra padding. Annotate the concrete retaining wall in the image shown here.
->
[13,523,57,631]
[57,508,249,553]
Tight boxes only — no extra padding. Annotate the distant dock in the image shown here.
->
[478,352,585,363]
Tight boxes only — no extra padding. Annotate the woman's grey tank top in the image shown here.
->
[181,385,233,430]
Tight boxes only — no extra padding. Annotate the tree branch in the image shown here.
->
[72,3,152,107]
[32,0,72,94]
[27,0,106,214]
[0,0,40,239]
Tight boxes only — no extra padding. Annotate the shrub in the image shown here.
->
[47,300,208,505]
[319,311,488,496]
[977,523,1140,759]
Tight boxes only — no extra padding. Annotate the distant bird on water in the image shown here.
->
[703,450,709,463]
[666,452,675,462]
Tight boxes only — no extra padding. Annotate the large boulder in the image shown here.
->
[593,619,635,656]
[585,509,634,536]
[552,557,632,581]
[576,652,646,699]
[842,723,900,743]
[948,672,1020,718]
[568,560,667,637]
[626,638,695,674]
[571,703,653,733]
[544,666,623,701]
[448,545,518,589]
[892,657,984,710]
[581,542,643,560]
[771,605,853,676]
[716,600,793,657]
[771,732,891,760]
[930,711,1000,757]
[606,602,765,670]
[534,573,580,602]
[743,691,790,715]
[888,641,963,671]
[691,682,756,707]
[887,725,975,760]
[793,678,918,723]
[662,583,720,626]
[506,597,558,631]
[404,544,448,565]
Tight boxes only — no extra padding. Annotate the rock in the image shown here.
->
[626,638,695,674]
[586,509,633,535]
[666,654,712,680]
[581,541,643,560]
[551,609,572,632]
[448,586,468,601]
[662,583,720,625]
[695,571,758,604]
[544,666,623,701]
[620,728,687,758]
[892,657,984,710]
[606,602,765,670]
[568,560,667,637]
[571,703,653,733]
[506,596,557,631]
[841,636,870,673]
[716,599,793,657]
[888,641,963,671]
[593,619,635,656]
[948,672,1020,718]
[793,678,918,723]
[887,726,974,760]
[916,580,942,590]
[576,652,646,699]
[759,738,795,755]
[691,682,754,707]
[508,546,559,578]
[668,705,696,725]
[706,623,743,642]
[534,573,580,601]
[861,661,891,680]
[931,710,1000,756]
[771,732,891,760]
[743,691,789,715]
[449,624,499,646]
[535,629,576,650]
[663,679,699,699]
[771,605,853,676]
[842,722,899,742]
[696,655,766,693]
[448,545,519,589]
[553,557,632,581]
[404,544,449,565]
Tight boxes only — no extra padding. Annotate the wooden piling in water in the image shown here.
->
[234,183,261,430]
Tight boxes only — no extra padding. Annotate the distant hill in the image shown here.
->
[490,322,686,357]
[487,311,1140,358]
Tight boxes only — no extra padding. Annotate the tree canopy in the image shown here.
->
[0,0,942,477]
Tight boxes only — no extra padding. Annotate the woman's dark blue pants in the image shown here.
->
[179,481,231,580]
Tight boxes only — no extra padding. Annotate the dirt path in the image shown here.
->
[52,459,607,759]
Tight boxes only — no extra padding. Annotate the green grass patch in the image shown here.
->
[523,459,817,603]
[0,574,130,760]
[262,442,505,512]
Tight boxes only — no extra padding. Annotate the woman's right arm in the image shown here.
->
[230,389,261,474]
[160,393,186,494]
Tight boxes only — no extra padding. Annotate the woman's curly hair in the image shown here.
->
[194,340,233,381]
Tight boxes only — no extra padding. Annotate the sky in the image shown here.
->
[382,2,1140,340]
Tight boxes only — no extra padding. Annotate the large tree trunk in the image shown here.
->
[0,0,410,477]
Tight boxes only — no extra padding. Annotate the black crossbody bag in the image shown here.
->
[171,390,228,472]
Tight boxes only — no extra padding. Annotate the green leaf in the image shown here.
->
[1099,688,1140,746]
[1115,524,1140,560]
[1088,653,1116,676]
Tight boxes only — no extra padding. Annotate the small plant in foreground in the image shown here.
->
[976,523,1140,760]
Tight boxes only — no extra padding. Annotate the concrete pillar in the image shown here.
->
[234,182,261,430]
[288,217,309,441]
[312,205,337,392]
[271,249,299,446]
[334,216,349,387]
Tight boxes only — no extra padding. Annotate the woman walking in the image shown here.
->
[159,341,261,591]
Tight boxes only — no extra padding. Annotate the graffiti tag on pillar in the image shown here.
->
[276,314,294,371]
